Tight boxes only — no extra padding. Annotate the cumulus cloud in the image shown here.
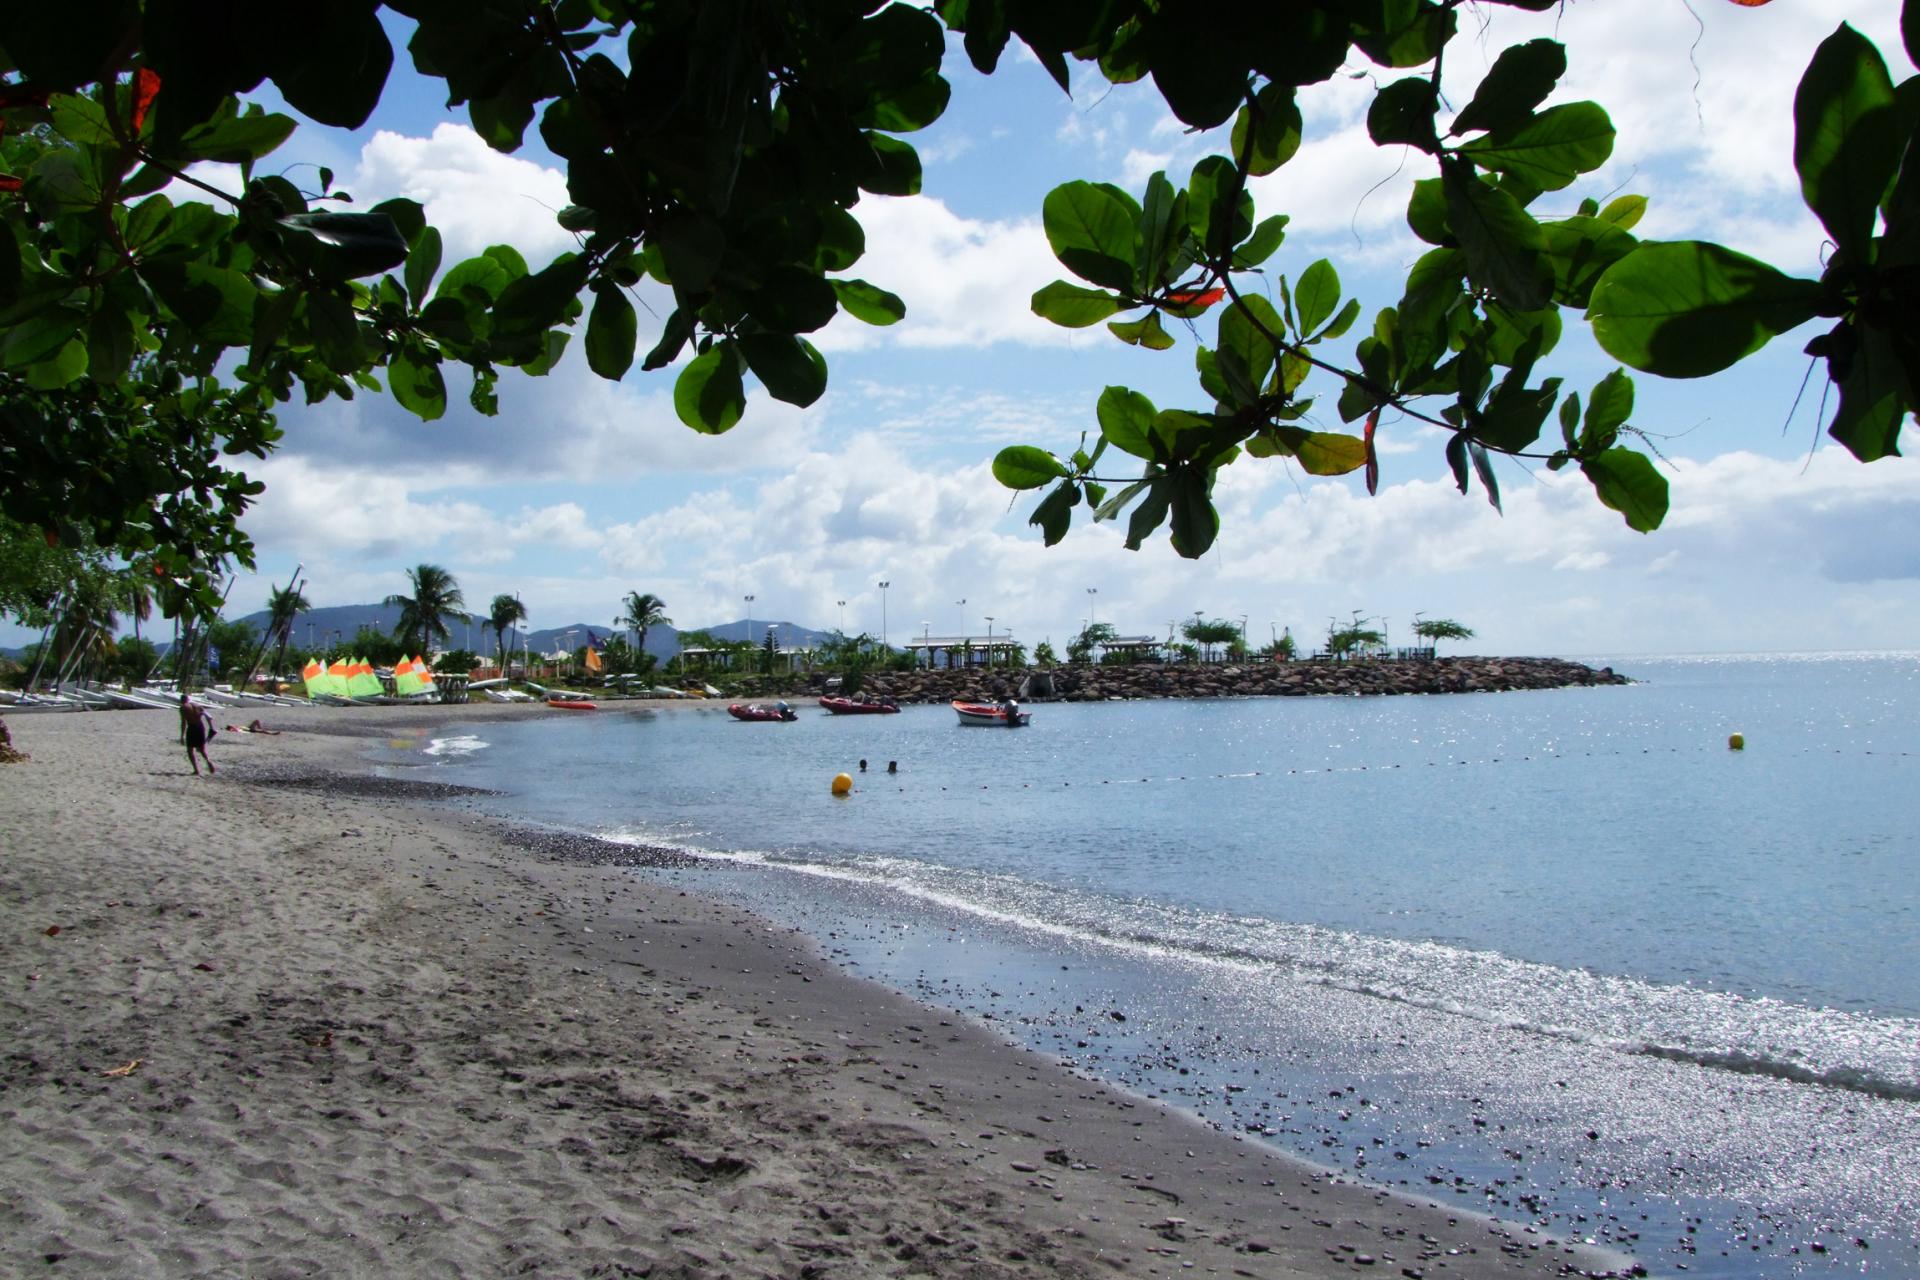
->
[352,124,574,264]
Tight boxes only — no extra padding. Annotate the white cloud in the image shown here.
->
[824,196,1066,350]
[352,124,574,264]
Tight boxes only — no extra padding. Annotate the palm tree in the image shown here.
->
[116,561,154,643]
[617,591,671,657]
[264,582,311,681]
[489,594,527,675]
[385,564,465,657]
[1411,616,1475,656]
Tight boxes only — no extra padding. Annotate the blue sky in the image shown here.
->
[26,1,1920,658]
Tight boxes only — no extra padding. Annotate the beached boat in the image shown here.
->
[819,695,899,715]
[953,699,1030,727]
[481,687,536,702]
[546,696,596,710]
[728,702,797,722]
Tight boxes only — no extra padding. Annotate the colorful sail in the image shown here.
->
[346,657,384,700]
[392,655,428,698]
[413,656,438,692]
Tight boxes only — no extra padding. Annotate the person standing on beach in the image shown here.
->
[179,694,215,775]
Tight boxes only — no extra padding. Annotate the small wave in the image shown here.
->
[1629,1043,1920,1102]
[424,734,488,757]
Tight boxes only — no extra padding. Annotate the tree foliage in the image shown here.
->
[487,592,527,672]
[384,562,464,655]
[0,1,1912,621]
[617,591,671,656]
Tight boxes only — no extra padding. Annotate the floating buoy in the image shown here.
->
[1728,733,1746,751]
[831,772,853,795]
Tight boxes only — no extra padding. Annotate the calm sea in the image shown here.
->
[392,653,1920,1278]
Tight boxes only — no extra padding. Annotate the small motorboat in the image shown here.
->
[819,695,900,715]
[729,701,798,722]
[547,697,596,710]
[953,699,1030,727]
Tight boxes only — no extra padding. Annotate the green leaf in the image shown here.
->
[265,1,394,129]
[1030,280,1125,328]
[1589,241,1824,378]
[1124,479,1171,550]
[1793,22,1901,258]
[674,342,748,434]
[1539,214,1638,308]
[1584,369,1635,444]
[832,278,906,325]
[1443,164,1552,310]
[1166,466,1218,558]
[1581,448,1669,531]
[1232,83,1304,176]
[1029,479,1079,546]
[1042,181,1140,291]
[178,103,298,166]
[405,226,444,307]
[739,334,828,408]
[388,348,448,421]
[749,266,840,334]
[1232,214,1289,268]
[1293,259,1340,336]
[435,255,515,307]
[1137,171,1178,294]
[1315,298,1362,344]
[1407,178,1451,245]
[1108,311,1175,350]
[1216,294,1285,395]
[305,289,364,374]
[586,284,638,380]
[1598,195,1647,230]
[858,132,923,196]
[995,445,1072,490]
[1097,386,1158,459]
[1369,77,1441,151]
[1452,39,1566,137]
[655,215,727,293]
[1255,427,1367,475]
[1457,102,1615,192]
[23,337,87,389]
[1825,322,1910,460]
[277,211,410,281]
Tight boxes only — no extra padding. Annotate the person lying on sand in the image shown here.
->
[223,720,282,735]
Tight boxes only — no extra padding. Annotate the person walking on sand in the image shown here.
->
[179,694,215,775]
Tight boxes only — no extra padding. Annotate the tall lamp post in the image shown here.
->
[836,599,846,634]
[1239,614,1248,655]
[984,616,994,669]
[921,621,931,669]
[954,598,966,665]
[876,581,890,652]
[1086,587,1097,629]
[744,595,754,673]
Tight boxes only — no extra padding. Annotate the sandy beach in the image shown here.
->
[0,705,1639,1278]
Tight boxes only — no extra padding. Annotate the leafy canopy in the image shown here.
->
[0,0,1912,623]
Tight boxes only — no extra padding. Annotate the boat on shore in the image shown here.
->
[729,701,797,722]
[953,699,1030,727]
[819,695,899,715]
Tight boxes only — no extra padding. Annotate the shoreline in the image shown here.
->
[0,706,1641,1277]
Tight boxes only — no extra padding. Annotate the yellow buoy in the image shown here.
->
[1728,733,1745,751]
[831,772,853,795]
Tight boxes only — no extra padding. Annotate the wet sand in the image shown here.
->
[0,704,1641,1277]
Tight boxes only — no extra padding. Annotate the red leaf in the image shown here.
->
[1363,410,1380,496]
[0,175,21,193]
[131,68,162,133]
[1166,287,1225,309]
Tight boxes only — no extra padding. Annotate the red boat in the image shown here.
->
[729,701,798,722]
[952,699,1030,727]
[819,695,900,715]
[547,696,596,710]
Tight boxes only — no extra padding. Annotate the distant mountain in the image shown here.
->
[209,606,833,660]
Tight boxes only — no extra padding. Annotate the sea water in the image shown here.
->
[392,653,1920,1278]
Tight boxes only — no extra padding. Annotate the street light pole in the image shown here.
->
[744,595,754,673]
[921,621,931,668]
[1086,587,1097,628]
[877,581,890,651]
[837,599,846,634]
[985,616,994,669]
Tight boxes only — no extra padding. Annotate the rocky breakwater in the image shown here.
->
[794,655,1628,705]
